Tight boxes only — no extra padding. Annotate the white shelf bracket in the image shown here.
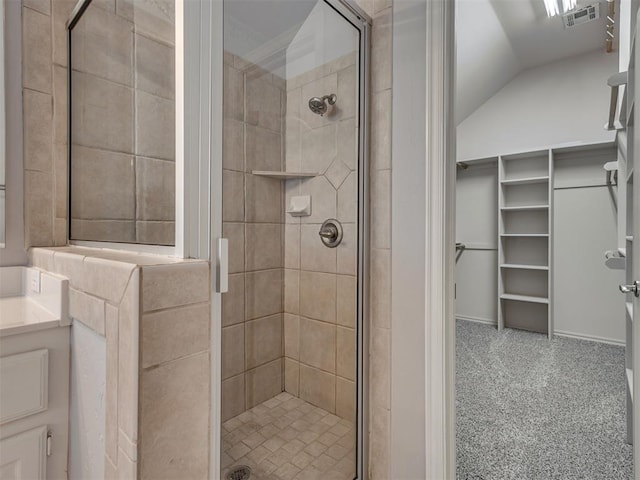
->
[605,71,628,131]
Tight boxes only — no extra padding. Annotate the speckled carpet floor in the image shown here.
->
[456,320,633,480]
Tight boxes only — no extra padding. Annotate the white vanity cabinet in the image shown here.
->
[0,425,48,479]
[0,267,70,479]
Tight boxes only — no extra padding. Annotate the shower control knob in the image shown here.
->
[319,219,343,248]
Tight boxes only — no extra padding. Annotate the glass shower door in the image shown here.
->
[219,1,368,478]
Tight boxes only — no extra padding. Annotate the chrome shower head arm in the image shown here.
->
[324,93,337,105]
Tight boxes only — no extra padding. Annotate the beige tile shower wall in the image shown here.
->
[22,0,176,248]
[29,247,212,480]
[70,1,176,245]
[283,53,359,423]
[22,0,74,247]
[359,2,393,479]
[221,52,287,422]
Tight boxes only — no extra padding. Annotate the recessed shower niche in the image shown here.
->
[220,0,369,478]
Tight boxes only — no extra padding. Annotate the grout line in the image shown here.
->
[141,348,210,372]
[141,299,210,316]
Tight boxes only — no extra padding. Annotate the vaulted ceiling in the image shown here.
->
[456,0,613,123]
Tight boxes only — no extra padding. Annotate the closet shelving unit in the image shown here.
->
[498,150,553,337]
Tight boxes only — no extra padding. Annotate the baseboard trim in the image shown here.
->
[456,319,624,346]
[456,315,497,326]
[554,329,625,347]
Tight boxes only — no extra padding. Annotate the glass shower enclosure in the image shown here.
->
[220,1,369,479]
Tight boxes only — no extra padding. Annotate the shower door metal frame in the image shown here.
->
[210,1,371,479]
[329,3,372,479]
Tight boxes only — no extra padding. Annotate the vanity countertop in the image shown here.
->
[0,296,63,337]
[0,266,69,338]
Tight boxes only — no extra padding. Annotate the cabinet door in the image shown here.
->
[0,349,49,424]
[0,426,47,480]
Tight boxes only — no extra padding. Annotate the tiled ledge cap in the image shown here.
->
[29,247,207,304]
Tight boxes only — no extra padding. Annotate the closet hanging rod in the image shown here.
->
[455,242,497,251]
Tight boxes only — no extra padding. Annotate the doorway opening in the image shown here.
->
[454,0,636,478]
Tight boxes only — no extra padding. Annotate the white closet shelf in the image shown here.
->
[251,171,319,179]
[627,302,634,320]
[500,293,549,304]
[500,233,549,238]
[500,205,549,211]
[627,368,634,403]
[501,176,549,185]
[500,264,549,270]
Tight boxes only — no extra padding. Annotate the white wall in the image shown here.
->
[554,186,624,343]
[455,0,520,123]
[69,321,106,480]
[455,164,498,323]
[620,0,632,72]
[285,0,358,79]
[553,146,624,344]
[223,0,316,78]
[457,49,617,161]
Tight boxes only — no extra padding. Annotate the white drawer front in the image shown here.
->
[0,350,48,424]
[0,426,47,480]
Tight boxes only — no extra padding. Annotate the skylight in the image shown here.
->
[544,0,577,17]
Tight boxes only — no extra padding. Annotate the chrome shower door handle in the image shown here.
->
[619,280,640,297]
[216,238,228,294]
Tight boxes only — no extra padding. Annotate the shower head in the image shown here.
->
[308,94,337,116]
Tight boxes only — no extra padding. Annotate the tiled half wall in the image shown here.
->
[30,247,211,480]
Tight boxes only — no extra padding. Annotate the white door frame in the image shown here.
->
[427,0,457,475]
[631,8,640,475]
[391,0,456,478]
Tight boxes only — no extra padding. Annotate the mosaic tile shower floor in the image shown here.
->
[222,392,356,480]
